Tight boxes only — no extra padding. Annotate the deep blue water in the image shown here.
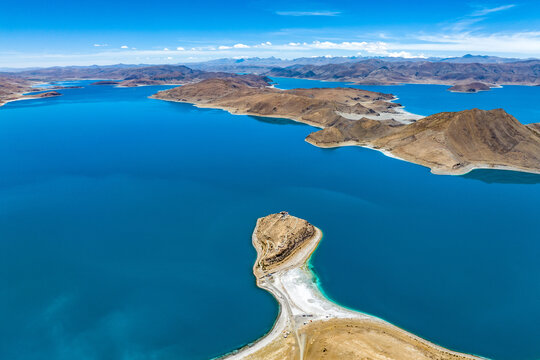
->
[0,80,539,360]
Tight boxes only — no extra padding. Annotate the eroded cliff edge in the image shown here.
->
[220,212,485,360]
[152,79,540,175]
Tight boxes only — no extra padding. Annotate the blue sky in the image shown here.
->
[1,0,540,67]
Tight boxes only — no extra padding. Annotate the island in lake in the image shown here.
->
[221,212,484,360]
[448,82,491,93]
[152,78,540,175]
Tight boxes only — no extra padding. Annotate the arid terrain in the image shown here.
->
[153,79,540,175]
[0,76,32,106]
[221,212,484,360]
[152,77,416,126]
[0,76,63,106]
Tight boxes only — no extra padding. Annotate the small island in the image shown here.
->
[152,78,540,176]
[90,80,121,86]
[220,212,484,360]
[448,82,491,93]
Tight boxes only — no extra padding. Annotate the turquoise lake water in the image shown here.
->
[0,79,539,360]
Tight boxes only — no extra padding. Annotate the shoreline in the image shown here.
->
[308,139,540,176]
[220,214,487,360]
[152,96,539,177]
[0,94,45,107]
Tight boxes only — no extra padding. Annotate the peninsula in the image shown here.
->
[0,76,62,106]
[221,212,484,360]
[152,79,540,175]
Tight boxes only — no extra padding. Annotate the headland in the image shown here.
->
[220,212,486,360]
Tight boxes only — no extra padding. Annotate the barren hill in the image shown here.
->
[152,78,405,128]
[0,76,32,106]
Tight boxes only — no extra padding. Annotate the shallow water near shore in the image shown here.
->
[0,80,539,360]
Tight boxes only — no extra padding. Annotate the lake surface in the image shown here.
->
[0,79,539,360]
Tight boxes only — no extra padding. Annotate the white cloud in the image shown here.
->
[5,30,540,68]
[386,51,426,59]
[281,40,427,58]
[176,47,185,51]
[306,41,389,53]
[447,4,517,32]
[276,11,340,16]
[470,4,516,17]
[163,47,170,51]
[167,56,173,60]
[93,44,108,47]
[407,31,540,54]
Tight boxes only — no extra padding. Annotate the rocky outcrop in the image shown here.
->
[253,212,316,275]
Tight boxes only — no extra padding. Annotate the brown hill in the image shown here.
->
[378,109,540,174]
[152,78,403,128]
[0,76,32,106]
[309,108,540,174]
